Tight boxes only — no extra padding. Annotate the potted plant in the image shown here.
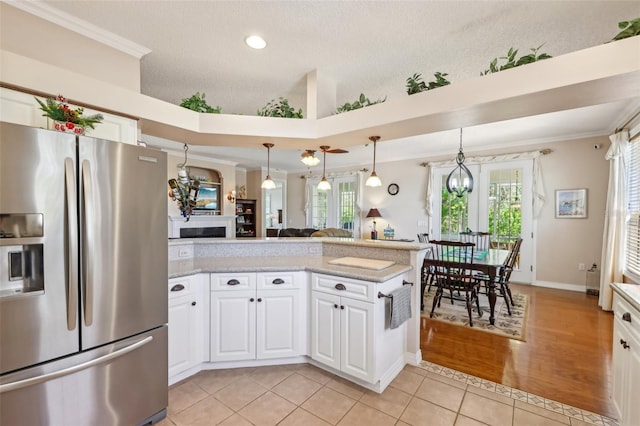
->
[180,92,222,113]
[36,94,103,134]
[335,93,386,114]
[610,18,640,41]
[257,97,303,118]
[406,72,451,95]
[480,45,552,75]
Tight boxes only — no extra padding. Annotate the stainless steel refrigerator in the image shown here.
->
[0,122,168,425]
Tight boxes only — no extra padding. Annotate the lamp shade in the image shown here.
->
[366,208,382,218]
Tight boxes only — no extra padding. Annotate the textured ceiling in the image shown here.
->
[38,1,640,170]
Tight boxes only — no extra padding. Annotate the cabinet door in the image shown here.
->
[612,319,628,422]
[626,335,640,426]
[168,297,192,377]
[211,290,256,361]
[257,289,299,359]
[340,298,375,383]
[311,292,341,370]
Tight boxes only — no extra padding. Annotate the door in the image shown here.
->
[311,291,341,370]
[612,319,627,420]
[78,137,167,350]
[168,275,204,378]
[257,289,299,359]
[626,335,640,426]
[0,124,79,374]
[433,159,534,283]
[210,290,255,361]
[340,298,375,382]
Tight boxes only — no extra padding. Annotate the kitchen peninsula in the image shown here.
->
[167,237,428,393]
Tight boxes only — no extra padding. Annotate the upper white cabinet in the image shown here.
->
[168,274,208,380]
[310,273,408,389]
[0,88,138,145]
[210,271,305,362]
[612,291,640,426]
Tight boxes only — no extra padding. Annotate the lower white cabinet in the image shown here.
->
[612,292,640,426]
[210,272,305,362]
[310,273,407,386]
[168,274,208,378]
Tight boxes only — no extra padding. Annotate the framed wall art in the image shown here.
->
[555,189,587,219]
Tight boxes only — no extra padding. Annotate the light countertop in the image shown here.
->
[169,255,413,283]
[611,283,640,312]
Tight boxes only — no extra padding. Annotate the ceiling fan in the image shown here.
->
[301,145,348,167]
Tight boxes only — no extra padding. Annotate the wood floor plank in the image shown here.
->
[420,284,615,418]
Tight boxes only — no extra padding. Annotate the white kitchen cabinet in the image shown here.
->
[168,274,207,379]
[0,88,138,145]
[612,292,640,426]
[310,273,407,388]
[210,271,304,362]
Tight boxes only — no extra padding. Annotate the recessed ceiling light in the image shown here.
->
[245,35,266,49]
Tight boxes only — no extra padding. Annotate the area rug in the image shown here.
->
[422,289,528,341]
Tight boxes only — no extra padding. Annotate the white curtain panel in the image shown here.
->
[599,130,630,311]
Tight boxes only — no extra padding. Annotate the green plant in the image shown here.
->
[480,45,552,76]
[406,72,451,95]
[180,92,221,113]
[335,93,386,114]
[257,97,303,118]
[36,95,103,130]
[611,18,640,41]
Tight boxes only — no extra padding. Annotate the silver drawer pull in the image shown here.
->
[272,278,285,285]
[227,279,240,286]
[335,283,346,291]
[171,284,185,292]
[622,312,631,323]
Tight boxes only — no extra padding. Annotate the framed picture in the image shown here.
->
[555,189,587,219]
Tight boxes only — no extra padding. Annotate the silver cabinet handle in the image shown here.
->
[272,278,285,285]
[81,160,94,327]
[0,336,153,394]
[227,279,240,286]
[65,158,78,331]
[335,283,346,291]
[171,284,185,292]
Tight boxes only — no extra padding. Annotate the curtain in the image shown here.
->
[599,130,630,311]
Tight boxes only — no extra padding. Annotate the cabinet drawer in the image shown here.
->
[169,276,195,300]
[312,273,373,302]
[614,294,640,340]
[257,272,301,290]
[211,273,256,291]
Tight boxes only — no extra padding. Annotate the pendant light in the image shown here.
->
[261,143,276,189]
[317,149,331,191]
[446,128,474,197]
[365,136,382,187]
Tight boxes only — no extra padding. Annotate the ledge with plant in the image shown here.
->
[406,72,451,95]
[36,95,103,134]
[180,92,222,113]
[257,97,303,118]
[336,93,386,114]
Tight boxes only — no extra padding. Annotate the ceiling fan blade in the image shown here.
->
[319,145,348,154]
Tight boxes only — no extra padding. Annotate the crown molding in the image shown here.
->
[4,0,151,59]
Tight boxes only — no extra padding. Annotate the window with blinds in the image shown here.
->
[626,138,640,278]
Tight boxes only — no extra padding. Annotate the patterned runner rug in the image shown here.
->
[422,289,528,341]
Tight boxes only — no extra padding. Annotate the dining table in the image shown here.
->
[423,247,511,325]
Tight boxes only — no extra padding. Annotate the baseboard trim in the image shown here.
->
[404,350,422,366]
[533,281,585,293]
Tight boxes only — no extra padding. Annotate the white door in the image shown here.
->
[311,292,341,370]
[257,289,299,359]
[340,298,375,382]
[210,290,256,361]
[626,337,640,426]
[168,296,192,377]
[432,159,534,283]
[612,319,627,420]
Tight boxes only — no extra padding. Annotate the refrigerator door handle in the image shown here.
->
[81,160,94,326]
[65,157,78,331]
[0,336,154,394]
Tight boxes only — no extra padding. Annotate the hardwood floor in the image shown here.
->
[420,283,615,418]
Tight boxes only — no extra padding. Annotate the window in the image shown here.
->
[625,138,640,278]
[307,175,358,231]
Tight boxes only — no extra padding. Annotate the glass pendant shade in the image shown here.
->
[261,142,276,190]
[366,136,381,187]
[446,129,474,198]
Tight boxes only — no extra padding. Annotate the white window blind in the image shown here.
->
[626,138,640,278]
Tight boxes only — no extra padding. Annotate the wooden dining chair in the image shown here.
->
[417,233,429,243]
[459,231,492,251]
[429,240,482,326]
[475,237,523,315]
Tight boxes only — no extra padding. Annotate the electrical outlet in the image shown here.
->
[178,247,191,258]
[578,263,585,271]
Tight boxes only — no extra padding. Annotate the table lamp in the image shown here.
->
[366,208,382,240]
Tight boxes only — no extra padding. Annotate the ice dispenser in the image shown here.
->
[0,213,44,298]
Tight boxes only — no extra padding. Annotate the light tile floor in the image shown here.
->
[160,361,618,426]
